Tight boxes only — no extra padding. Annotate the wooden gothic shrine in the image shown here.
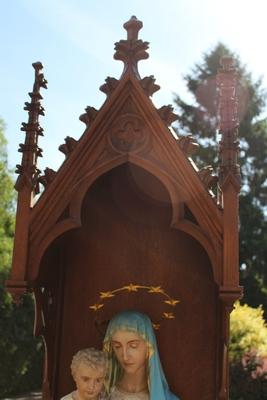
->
[7,16,242,400]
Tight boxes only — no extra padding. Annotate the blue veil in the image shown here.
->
[103,310,179,400]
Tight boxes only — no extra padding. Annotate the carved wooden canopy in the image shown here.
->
[7,16,242,400]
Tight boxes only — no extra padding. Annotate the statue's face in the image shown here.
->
[73,362,105,400]
[111,330,148,375]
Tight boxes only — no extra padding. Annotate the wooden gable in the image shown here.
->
[27,71,223,284]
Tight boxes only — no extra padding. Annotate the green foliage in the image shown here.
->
[173,43,267,317]
[0,119,43,397]
[0,289,44,397]
[230,302,267,363]
[239,195,267,314]
[229,302,267,399]
[0,119,15,276]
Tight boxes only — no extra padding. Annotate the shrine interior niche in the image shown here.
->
[7,16,242,400]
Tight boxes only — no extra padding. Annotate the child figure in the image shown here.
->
[61,347,108,400]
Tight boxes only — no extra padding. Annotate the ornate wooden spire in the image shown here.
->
[15,62,47,195]
[217,57,242,400]
[114,15,149,79]
[6,62,47,303]
[217,56,241,192]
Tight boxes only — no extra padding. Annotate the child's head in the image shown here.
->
[71,348,108,400]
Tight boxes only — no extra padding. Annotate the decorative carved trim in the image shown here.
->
[79,106,98,127]
[108,113,150,154]
[15,164,41,192]
[219,286,243,306]
[198,166,218,190]
[140,76,160,96]
[177,135,199,156]
[21,122,44,136]
[15,62,47,194]
[38,167,57,188]
[100,77,119,97]
[157,105,179,126]
[114,16,149,79]
[58,136,78,157]
[217,57,241,190]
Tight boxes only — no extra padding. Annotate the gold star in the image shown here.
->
[164,299,180,306]
[148,286,164,294]
[163,312,175,319]
[89,303,104,311]
[124,284,140,292]
[152,323,161,330]
[99,291,114,299]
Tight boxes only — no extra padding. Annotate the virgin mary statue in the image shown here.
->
[103,310,180,400]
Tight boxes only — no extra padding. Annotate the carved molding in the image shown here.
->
[198,166,218,190]
[217,57,241,190]
[79,106,98,127]
[177,135,199,156]
[140,75,160,96]
[100,77,119,97]
[108,113,150,154]
[157,105,179,126]
[58,136,78,157]
[38,167,57,188]
[219,286,243,307]
[15,164,41,193]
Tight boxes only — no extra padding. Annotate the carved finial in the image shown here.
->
[177,135,199,157]
[114,16,149,79]
[140,76,160,97]
[79,106,98,127]
[58,136,78,157]
[157,105,179,126]
[15,62,47,194]
[217,56,241,191]
[100,77,119,97]
[124,15,143,40]
[38,167,57,188]
[198,166,218,190]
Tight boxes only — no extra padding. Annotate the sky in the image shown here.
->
[1,0,267,173]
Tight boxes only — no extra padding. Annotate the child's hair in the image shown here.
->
[71,347,108,377]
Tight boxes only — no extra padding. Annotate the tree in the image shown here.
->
[0,119,14,276]
[173,43,267,317]
[0,118,43,397]
[230,302,267,363]
[230,363,267,400]
[229,302,267,399]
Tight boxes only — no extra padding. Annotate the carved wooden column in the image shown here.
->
[6,62,47,302]
[217,57,242,400]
